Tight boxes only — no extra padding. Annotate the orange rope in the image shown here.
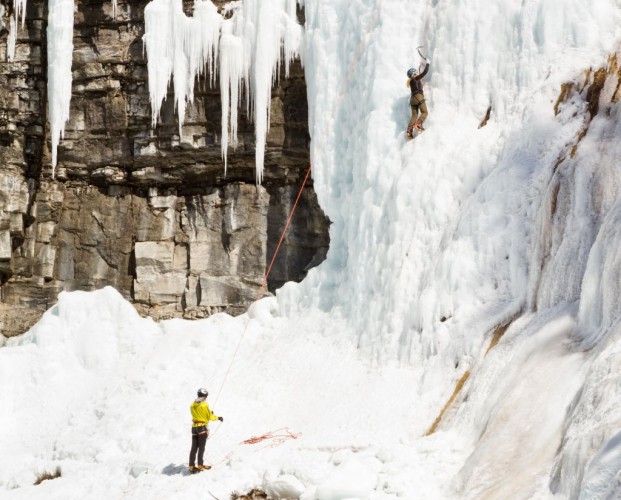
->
[205,428,301,467]
[241,427,302,447]
[213,163,312,405]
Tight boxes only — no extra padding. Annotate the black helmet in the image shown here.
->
[197,388,208,398]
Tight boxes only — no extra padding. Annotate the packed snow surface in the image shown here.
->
[2,0,621,498]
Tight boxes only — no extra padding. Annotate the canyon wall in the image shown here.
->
[0,0,329,337]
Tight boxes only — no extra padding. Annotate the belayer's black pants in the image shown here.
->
[189,428,208,466]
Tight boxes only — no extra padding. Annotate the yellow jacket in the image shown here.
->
[190,400,219,427]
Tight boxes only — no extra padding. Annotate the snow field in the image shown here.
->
[0,288,465,498]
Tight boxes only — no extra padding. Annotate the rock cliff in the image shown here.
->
[0,0,329,337]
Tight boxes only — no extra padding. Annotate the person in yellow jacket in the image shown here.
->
[189,388,223,473]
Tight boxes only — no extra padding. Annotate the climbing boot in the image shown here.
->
[188,465,197,473]
[415,121,424,132]
[197,465,212,471]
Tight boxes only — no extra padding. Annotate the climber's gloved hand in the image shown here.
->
[218,416,224,422]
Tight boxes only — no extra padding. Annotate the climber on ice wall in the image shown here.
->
[406,49,430,139]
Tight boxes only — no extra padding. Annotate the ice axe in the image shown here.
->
[416,45,429,73]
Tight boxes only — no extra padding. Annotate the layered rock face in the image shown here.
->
[0,0,329,337]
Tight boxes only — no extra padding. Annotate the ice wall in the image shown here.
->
[284,0,621,366]
[143,0,303,182]
[279,0,621,495]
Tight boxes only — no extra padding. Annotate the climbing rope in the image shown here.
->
[241,427,302,448]
[213,162,313,405]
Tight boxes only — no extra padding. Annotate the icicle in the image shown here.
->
[7,15,16,62]
[283,0,304,75]
[6,0,28,62]
[111,0,117,19]
[14,0,27,28]
[220,20,243,174]
[143,0,303,183]
[143,0,221,135]
[47,0,75,176]
[143,0,172,128]
[230,0,302,182]
[193,0,221,88]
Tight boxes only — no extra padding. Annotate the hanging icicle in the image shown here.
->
[7,15,17,61]
[47,0,75,176]
[143,0,303,183]
[14,0,27,27]
[219,19,243,175]
[143,0,222,133]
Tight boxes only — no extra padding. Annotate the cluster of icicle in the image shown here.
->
[47,0,75,175]
[143,0,304,182]
[3,0,73,177]
[4,0,301,180]
[4,0,26,61]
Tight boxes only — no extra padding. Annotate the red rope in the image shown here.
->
[205,428,301,467]
[213,163,312,405]
[264,165,314,284]
[241,427,302,448]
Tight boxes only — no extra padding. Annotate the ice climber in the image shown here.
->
[188,388,223,473]
[406,57,430,138]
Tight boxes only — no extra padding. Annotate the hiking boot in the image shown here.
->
[197,465,211,471]
[188,465,196,473]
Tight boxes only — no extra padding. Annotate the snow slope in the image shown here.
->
[2,0,621,498]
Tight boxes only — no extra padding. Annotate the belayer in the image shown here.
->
[188,387,223,473]
[406,56,430,139]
